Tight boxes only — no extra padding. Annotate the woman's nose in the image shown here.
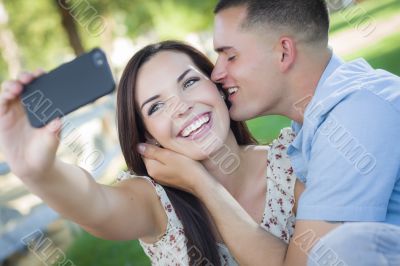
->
[176,101,193,118]
[166,95,194,119]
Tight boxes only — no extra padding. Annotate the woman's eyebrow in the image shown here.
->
[140,69,192,110]
[177,69,192,83]
[140,95,160,110]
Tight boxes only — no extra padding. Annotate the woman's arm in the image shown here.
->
[23,159,166,241]
[0,72,166,241]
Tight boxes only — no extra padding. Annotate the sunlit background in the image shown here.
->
[0,0,399,265]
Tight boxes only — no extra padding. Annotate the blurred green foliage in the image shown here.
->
[329,0,400,35]
[0,0,214,80]
[345,32,400,76]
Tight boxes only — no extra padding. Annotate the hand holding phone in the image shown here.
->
[21,48,115,128]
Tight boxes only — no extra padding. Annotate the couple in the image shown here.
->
[0,0,399,265]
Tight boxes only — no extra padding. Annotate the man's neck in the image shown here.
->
[284,48,333,124]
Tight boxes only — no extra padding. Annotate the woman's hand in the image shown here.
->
[137,143,210,195]
[0,70,62,180]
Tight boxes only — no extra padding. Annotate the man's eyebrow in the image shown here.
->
[214,46,233,53]
[177,69,192,83]
[140,95,160,110]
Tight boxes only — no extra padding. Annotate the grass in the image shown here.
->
[329,0,400,36]
[246,116,291,144]
[344,32,400,76]
[65,230,151,266]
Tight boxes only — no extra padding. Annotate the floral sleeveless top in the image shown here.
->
[117,127,297,265]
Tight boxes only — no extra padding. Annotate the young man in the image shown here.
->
[140,0,400,265]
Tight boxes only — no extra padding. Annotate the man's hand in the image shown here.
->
[137,143,209,194]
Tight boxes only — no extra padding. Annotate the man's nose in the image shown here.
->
[211,58,227,84]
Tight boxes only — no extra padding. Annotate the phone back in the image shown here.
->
[21,48,115,128]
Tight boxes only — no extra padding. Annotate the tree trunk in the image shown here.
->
[55,0,85,56]
[0,0,22,78]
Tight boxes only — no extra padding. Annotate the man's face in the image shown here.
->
[212,6,284,121]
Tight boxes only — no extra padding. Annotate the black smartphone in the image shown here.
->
[21,48,115,128]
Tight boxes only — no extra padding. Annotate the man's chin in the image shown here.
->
[229,107,254,122]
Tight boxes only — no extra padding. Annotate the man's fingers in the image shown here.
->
[143,158,168,180]
[137,143,171,162]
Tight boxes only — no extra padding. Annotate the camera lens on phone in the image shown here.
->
[93,51,104,67]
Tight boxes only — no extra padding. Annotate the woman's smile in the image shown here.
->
[178,111,213,140]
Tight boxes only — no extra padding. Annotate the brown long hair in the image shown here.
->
[117,40,257,265]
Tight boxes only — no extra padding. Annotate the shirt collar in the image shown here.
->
[291,52,344,133]
[313,52,344,100]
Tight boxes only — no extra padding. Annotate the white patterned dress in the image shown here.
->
[117,127,297,265]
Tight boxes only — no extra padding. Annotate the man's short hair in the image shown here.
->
[214,0,330,44]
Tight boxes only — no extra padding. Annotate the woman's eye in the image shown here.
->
[228,55,236,61]
[148,102,164,115]
[183,77,200,89]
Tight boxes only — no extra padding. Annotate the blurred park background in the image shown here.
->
[0,0,399,265]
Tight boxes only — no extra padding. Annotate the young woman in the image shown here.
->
[0,41,303,265]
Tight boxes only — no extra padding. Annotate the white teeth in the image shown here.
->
[181,115,210,137]
[228,87,238,95]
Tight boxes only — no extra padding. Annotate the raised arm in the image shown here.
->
[0,72,166,241]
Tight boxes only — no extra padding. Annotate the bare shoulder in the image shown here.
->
[241,144,270,154]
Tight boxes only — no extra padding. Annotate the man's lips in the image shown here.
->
[224,86,239,102]
[178,112,211,138]
[227,87,238,95]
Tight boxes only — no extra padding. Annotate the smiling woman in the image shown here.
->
[116,41,258,265]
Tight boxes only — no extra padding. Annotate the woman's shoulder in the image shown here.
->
[270,127,296,149]
[267,127,296,179]
[115,171,171,206]
[116,170,154,183]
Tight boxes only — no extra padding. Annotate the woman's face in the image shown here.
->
[135,51,231,160]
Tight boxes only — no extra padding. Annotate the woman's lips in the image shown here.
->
[188,114,212,141]
[178,112,212,140]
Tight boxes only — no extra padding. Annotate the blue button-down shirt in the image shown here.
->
[288,53,400,225]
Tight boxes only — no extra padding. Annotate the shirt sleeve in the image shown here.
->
[296,90,400,221]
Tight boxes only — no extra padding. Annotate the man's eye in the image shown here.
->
[183,77,200,89]
[148,102,164,115]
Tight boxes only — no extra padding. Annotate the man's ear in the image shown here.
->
[278,36,297,73]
